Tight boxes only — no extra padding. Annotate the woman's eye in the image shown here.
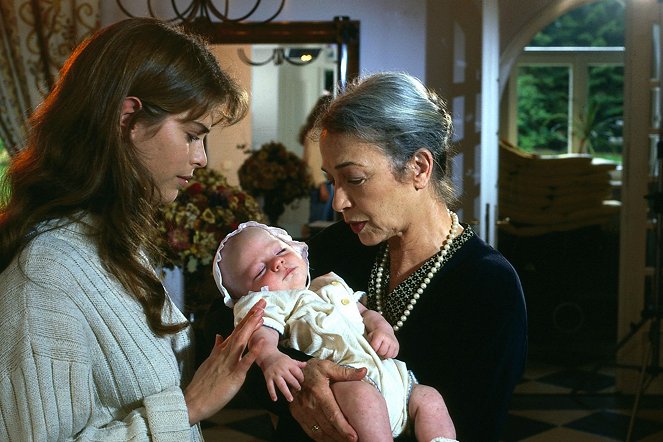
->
[277,248,286,255]
[187,133,200,143]
[348,177,366,185]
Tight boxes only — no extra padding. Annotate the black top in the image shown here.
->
[307,221,527,441]
[204,220,527,442]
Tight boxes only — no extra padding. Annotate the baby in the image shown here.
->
[212,221,456,442]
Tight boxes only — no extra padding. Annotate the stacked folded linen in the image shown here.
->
[498,140,620,236]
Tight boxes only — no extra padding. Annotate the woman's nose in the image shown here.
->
[191,141,207,168]
[331,185,350,212]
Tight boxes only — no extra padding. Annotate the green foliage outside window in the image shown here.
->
[517,66,569,155]
[584,65,623,162]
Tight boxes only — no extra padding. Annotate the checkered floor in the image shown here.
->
[201,359,663,442]
[503,359,663,441]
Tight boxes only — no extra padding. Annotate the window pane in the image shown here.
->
[585,65,623,162]
[517,65,570,154]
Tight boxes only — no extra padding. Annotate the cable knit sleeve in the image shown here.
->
[0,225,201,441]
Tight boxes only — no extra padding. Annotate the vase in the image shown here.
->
[182,269,219,321]
[262,192,285,226]
[183,268,222,366]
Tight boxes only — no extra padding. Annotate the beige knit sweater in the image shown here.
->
[0,218,202,441]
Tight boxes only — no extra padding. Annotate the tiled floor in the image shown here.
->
[201,358,663,441]
[502,359,663,441]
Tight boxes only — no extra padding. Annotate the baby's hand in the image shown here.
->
[259,352,306,402]
[367,328,399,359]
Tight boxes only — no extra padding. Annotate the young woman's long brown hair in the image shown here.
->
[0,18,248,336]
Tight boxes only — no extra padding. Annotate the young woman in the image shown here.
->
[0,18,266,440]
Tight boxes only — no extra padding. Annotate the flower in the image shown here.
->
[237,141,313,224]
[156,167,266,274]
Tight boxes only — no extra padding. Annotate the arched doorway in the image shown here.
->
[497,0,624,365]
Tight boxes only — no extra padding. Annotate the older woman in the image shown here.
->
[285,72,527,442]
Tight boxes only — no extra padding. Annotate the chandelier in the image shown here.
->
[116,0,286,24]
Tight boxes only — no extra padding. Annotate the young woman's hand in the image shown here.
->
[289,359,367,441]
[184,298,265,425]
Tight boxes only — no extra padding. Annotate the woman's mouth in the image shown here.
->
[177,176,192,186]
[348,221,367,234]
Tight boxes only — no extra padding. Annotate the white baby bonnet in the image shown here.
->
[212,220,310,307]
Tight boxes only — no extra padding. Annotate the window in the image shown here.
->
[505,0,625,163]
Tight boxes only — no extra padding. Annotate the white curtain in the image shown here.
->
[0,0,99,155]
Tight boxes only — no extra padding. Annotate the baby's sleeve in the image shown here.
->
[233,291,298,335]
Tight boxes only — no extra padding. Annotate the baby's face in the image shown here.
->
[221,227,308,298]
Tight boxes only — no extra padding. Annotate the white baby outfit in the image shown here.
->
[233,272,413,437]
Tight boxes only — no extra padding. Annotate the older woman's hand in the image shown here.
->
[184,298,265,425]
[290,359,367,441]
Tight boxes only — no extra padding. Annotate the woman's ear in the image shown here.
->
[412,148,434,190]
[120,96,142,128]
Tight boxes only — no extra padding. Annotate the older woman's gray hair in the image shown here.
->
[317,71,456,205]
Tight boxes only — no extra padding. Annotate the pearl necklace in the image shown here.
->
[373,211,460,331]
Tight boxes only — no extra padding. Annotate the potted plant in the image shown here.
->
[237,141,313,225]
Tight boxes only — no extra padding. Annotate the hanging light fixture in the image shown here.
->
[237,47,322,66]
[116,0,286,25]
